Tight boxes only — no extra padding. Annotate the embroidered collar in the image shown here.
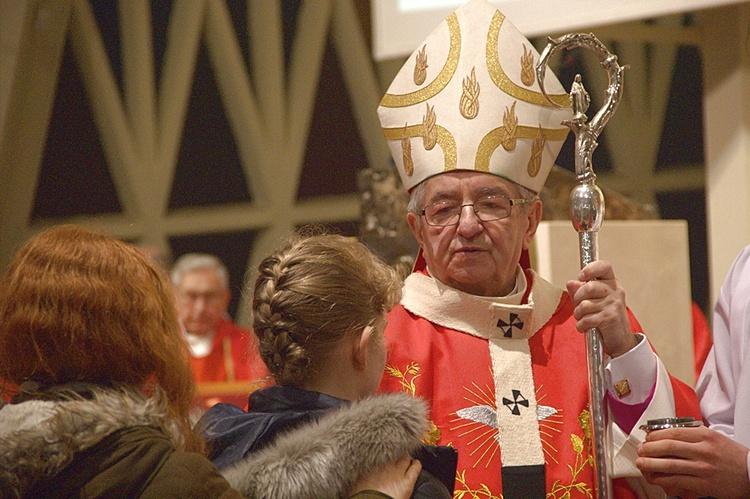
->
[401,267,563,340]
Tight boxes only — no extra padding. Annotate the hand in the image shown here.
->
[635,425,750,499]
[349,456,422,499]
[566,260,637,358]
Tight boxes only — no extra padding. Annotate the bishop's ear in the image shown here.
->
[522,199,543,250]
[406,212,424,247]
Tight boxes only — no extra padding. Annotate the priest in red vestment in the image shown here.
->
[171,253,268,407]
[376,1,701,497]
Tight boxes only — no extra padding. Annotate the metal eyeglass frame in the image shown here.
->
[418,195,533,227]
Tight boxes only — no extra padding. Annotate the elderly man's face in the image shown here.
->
[407,171,542,297]
[174,268,231,336]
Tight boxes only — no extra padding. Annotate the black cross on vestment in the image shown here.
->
[502,389,529,415]
[497,313,524,338]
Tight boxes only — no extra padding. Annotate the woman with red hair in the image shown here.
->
[0,225,237,497]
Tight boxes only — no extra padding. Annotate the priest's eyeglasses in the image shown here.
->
[418,195,532,227]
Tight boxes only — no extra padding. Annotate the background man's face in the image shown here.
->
[174,268,231,336]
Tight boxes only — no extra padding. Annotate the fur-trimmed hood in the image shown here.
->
[221,393,430,499]
[0,388,181,497]
[1,389,433,499]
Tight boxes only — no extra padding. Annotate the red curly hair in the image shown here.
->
[0,225,202,451]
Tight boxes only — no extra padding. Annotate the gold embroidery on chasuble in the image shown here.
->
[446,380,595,499]
[454,470,502,499]
[460,67,480,119]
[384,361,441,445]
[414,45,428,86]
[450,375,498,467]
[547,409,595,498]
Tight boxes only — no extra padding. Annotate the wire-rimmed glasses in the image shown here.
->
[418,195,532,227]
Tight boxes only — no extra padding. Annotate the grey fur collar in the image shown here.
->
[0,388,180,496]
[1,390,430,499]
[222,393,429,499]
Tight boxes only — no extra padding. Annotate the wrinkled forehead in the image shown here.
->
[422,170,519,201]
[177,267,225,290]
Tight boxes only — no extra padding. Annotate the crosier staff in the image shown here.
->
[536,33,627,499]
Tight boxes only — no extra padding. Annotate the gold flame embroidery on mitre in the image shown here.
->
[414,45,428,86]
[520,45,535,87]
[475,125,567,172]
[501,102,518,151]
[486,11,570,108]
[460,67,480,119]
[383,124,458,172]
[527,126,545,177]
[380,14,460,108]
[401,124,414,176]
[422,103,437,150]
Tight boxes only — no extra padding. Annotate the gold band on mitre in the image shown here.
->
[377,0,572,193]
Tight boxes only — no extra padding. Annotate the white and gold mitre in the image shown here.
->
[377,0,573,193]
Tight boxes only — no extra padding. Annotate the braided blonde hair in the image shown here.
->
[252,234,402,387]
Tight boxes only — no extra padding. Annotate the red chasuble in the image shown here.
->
[379,269,700,498]
[191,319,269,408]
[190,318,267,384]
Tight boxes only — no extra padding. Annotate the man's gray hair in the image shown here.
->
[170,253,230,290]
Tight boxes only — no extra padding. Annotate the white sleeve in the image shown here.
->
[696,245,750,440]
[606,333,656,404]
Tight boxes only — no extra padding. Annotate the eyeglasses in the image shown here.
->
[418,195,532,227]
[176,290,225,305]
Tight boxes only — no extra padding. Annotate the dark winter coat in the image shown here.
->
[0,387,239,498]
[199,386,455,498]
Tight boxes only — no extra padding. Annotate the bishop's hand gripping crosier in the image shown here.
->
[537,33,627,499]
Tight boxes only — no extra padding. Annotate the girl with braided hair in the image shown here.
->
[197,233,453,498]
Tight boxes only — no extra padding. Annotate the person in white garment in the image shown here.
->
[636,245,750,499]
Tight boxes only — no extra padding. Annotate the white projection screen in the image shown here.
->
[372,0,745,61]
